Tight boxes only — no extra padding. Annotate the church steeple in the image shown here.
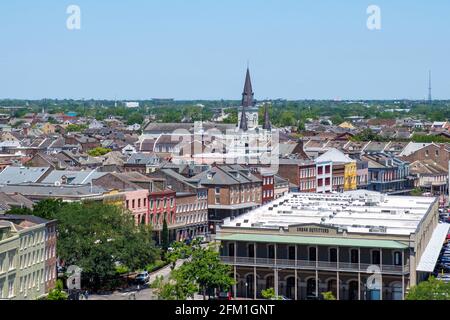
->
[239,67,254,131]
[262,103,271,130]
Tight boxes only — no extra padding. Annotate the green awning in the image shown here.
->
[217,233,408,249]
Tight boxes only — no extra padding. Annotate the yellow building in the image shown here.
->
[338,121,355,130]
[40,123,56,135]
[344,162,357,191]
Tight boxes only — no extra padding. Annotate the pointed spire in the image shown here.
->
[239,67,254,131]
[242,68,254,108]
[262,103,272,130]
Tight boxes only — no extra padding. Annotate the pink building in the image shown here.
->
[124,189,150,225]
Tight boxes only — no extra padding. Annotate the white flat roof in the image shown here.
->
[222,190,437,236]
[416,223,450,272]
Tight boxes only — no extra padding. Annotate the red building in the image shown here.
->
[298,162,317,193]
[255,172,275,204]
[148,190,177,242]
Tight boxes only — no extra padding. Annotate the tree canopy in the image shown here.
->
[406,277,450,300]
[152,239,235,300]
[11,199,158,290]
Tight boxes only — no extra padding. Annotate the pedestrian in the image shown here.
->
[84,290,89,300]
[137,284,141,292]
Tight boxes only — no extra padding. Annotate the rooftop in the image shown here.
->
[221,190,437,236]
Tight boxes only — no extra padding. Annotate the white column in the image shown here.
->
[295,245,298,300]
[274,244,278,297]
[254,266,257,300]
[337,247,340,300]
[358,247,361,300]
[380,248,383,301]
[315,245,319,298]
[233,241,237,298]
[233,265,237,299]
[402,250,405,300]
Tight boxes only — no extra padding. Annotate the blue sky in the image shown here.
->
[0,0,449,100]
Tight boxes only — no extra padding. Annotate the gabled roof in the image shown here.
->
[399,142,432,157]
[190,165,261,186]
[315,148,355,164]
[0,166,51,185]
[40,169,107,185]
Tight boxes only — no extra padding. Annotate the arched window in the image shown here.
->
[286,277,295,299]
[327,279,337,298]
[306,278,316,298]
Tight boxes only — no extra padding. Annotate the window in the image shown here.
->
[371,250,381,265]
[248,244,255,258]
[329,248,337,262]
[8,279,14,298]
[268,245,275,259]
[138,199,141,208]
[325,177,331,185]
[150,200,154,209]
[393,251,402,266]
[350,249,359,264]
[215,187,220,195]
[143,198,147,207]
[308,247,317,261]
[318,166,323,175]
[288,246,296,260]
[228,243,235,257]
[325,165,331,174]
[318,179,323,187]
[132,199,135,209]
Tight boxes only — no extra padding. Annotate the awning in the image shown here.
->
[217,233,409,249]
[416,223,450,272]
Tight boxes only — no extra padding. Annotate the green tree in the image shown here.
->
[410,188,424,196]
[156,240,235,300]
[66,124,87,133]
[30,201,158,290]
[87,147,112,157]
[46,280,68,300]
[5,206,33,215]
[161,218,170,252]
[32,199,66,220]
[406,277,450,300]
[127,112,144,125]
[261,287,281,300]
[322,291,336,300]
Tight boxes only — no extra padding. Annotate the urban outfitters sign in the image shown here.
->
[296,226,330,234]
[290,224,340,235]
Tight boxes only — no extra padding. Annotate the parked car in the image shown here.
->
[135,271,150,284]
[211,291,232,300]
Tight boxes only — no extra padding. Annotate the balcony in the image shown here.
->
[220,256,409,275]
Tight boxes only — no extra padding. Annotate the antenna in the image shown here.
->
[428,70,432,103]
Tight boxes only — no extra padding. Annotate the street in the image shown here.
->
[89,259,204,300]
